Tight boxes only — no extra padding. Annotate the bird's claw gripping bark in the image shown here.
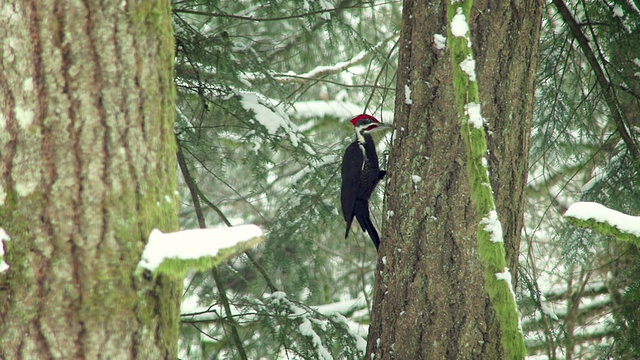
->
[381,150,390,171]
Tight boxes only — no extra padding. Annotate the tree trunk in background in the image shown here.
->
[0,1,179,358]
[366,0,542,358]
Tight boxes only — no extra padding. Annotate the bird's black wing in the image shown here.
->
[354,200,380,249]
[341,142,364,237]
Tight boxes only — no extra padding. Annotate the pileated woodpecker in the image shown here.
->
[341,114,392,250]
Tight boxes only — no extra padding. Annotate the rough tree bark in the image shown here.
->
[0,0,179,358]
[366,0,542,358]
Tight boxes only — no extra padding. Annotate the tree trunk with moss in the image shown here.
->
[0,1,179,358]
[366,0,542,358]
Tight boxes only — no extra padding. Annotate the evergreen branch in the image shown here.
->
[446,2,526,359]
[364,36,399,112]
[195,187,279,293]
[176,137,249,360]
[564,202,640,247]
[270,75,395,90]
[264,0,365,60]
[551,0,640,164]
[173,6,351,22]
[173,1,401,23]
[272,33,398,84]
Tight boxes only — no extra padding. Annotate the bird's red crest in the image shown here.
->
[350,114,379,127]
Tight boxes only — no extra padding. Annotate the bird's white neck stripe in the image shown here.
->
[355,129,366,145]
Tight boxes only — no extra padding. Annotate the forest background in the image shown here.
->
[173,0,640,358]
[1,0,639,358]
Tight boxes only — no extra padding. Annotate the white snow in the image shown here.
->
[0,227,9,273]
[564,202,640,237]
[404,85,413,105]
[610,5,632,33]
[313,297,367,315]
[239,93,303,147]
[138,224,263,271]
[269,291,367,359]
[450,8,469,38]
[459,55,476,82]
[581,168,605,192]
[299,318,333,360]
[287,99,394,123]
[303,143,316,155]
[540,298,558,321]
[0,228,9,243]
[495,267,522,330]
[480,210,504,243]
[612,4,624,17]
[464,102,484,129]
[633,59,640,78]
[318,0,334,20]
[495,267,514,295]
[290,155,339,184]
[628,0,640,15]
[273,37,388,83]
[434,34,446,50]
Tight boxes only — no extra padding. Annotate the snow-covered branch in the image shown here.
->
[271,34,397,83]
[564,202,640,247]
[138,224,264,275]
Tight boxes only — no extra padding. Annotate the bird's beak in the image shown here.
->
[371,123,394,132]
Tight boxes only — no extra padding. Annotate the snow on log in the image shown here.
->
[139,224,264,274]
[564,202,640,247]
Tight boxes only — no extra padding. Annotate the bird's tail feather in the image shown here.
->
[354,201,380,250]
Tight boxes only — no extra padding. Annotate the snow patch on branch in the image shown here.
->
[540,294,559,321]
[464,102,484,129]
[459,55,476,82]
[299,318,333,360]
[0,227,10,273]
[290,155,339,184]
[139,225,263,271]
[633,58,640,79]
[450,7,471,47]
[480,210,504,243]
[318,0,334,20]
[564,202,640,237]
[434,33,447,50]
[288,100,393,123]
[267,291,365,358]
[404,85,413,105]
[239,93,303,147]
[495,267,522,331]
[273,36,395,82]
[628,0,640,16]
[611,4,632,33]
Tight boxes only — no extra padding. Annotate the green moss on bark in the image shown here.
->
[446,1,526,359]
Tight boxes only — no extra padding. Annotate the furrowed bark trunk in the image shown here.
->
[0,0,179,358]
[366,0,542,358]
